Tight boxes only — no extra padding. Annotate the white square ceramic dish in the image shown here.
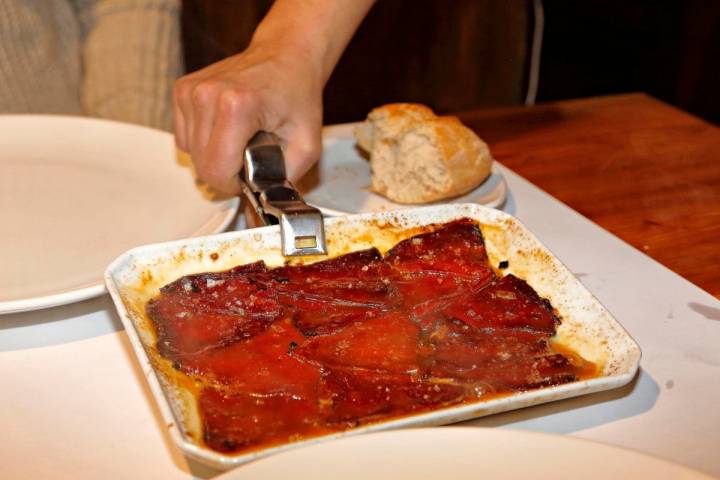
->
[105,203,641,470]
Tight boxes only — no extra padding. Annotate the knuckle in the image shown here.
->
[304,139,322,158]
[190,81,218,107]
[218,89,256,115]
[297,134,322,160]
[173,77,192,102]
[295,146,320,166]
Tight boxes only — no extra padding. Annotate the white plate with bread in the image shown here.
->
[299,104,507,216]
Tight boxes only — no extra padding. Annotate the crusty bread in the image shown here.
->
[354,103,493,204]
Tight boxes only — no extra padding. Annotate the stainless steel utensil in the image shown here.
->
[240,131,327,256]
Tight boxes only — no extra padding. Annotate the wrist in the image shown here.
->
[249,0,375,85]
[252,30,332,84]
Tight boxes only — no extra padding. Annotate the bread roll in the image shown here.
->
[354,103,493,204]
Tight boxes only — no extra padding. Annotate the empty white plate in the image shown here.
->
[298,124,507,216]
[0,115,238,314]
[220,427,713,480]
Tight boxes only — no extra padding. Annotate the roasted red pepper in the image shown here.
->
[147,219,594,454]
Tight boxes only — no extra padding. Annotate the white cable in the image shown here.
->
[525,0,544,105]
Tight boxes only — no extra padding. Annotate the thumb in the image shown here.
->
[283,119,323,183]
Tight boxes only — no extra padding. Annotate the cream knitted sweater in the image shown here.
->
[0,0,182,131]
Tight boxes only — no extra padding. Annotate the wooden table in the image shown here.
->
[460,93,720,298]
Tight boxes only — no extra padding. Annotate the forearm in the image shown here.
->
[250,0,376,84]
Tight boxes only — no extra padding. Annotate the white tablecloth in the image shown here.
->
[2,165,719,479]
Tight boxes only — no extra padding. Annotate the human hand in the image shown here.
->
[173,42,323,193]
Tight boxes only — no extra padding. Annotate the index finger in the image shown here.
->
[195,92,263,194]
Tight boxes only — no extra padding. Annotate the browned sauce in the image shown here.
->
[146,219,596,454]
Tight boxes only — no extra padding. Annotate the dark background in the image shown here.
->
[538,0,719,124]
[182,0,720,124]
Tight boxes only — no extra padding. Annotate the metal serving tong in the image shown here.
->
[240,131,327,257]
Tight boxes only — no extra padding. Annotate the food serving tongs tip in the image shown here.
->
[240,131,327,257]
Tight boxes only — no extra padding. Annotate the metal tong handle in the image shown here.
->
[241,131,327,257]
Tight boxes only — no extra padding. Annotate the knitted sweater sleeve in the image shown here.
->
[0,0,83,114]
[77,0,183,131]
